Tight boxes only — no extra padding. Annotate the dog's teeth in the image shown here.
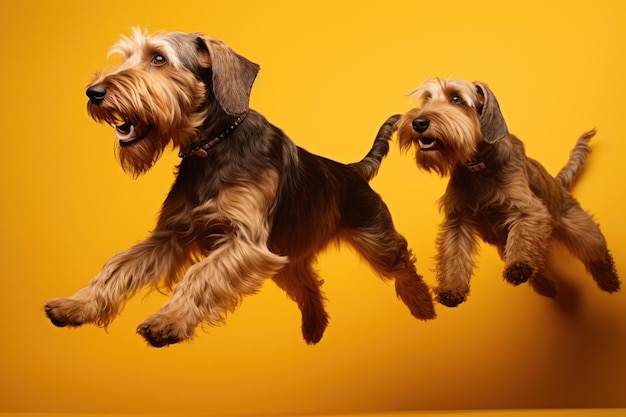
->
[419,139,436,149]
[115,123,136,142]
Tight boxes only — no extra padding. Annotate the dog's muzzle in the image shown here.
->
[86,83,149,145]
[412,117,440,151]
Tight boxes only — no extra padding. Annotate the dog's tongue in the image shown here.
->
[115,122,136,142]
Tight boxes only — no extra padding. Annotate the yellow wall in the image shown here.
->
[1,1,625,415]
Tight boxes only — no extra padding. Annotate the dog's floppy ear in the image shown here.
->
[473,82,509,144]
[196,35,260,116]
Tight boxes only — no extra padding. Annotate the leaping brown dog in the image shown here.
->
[396,77,620,307]
[44,29,435,347]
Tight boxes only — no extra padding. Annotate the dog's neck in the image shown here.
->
[464,141,496,172]
[178,112,248,159]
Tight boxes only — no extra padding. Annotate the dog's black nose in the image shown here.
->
[86,84,107,105]
[412,118,430,133]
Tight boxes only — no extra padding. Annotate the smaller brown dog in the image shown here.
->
[396,77,620,306]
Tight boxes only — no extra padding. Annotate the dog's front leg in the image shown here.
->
[137,233,287,347]
[502,202,552,286]
[45,230,192,328]
[136,180,288,347]
[434,215,478,307]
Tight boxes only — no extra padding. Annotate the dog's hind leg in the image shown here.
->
[341,190,435,320]
[345,224,435,320]
[271,257,329,344]
[554,199,620,292]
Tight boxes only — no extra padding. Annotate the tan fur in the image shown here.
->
[45,29,435,347]
[396,77,620,306]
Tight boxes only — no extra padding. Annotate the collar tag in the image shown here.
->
[466,161,486,172]
[193,149,209,158]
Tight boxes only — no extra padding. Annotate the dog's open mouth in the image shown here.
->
[418,137,442,151]
[115,121,136,141]
[110,116,150,146]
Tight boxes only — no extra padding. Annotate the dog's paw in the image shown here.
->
[394,274,437,320]
[435,290,466,307]
[301,312,329,345]
[504,263,533,285]
[137,315,195,348]
[45,298,91,327]
[137,325,180,348]
[302,324,325,345]
[589,256,620,293]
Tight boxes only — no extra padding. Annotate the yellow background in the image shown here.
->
[1,1,625,416]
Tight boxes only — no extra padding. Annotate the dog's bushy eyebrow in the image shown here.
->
[420,91,433,101]
[406,87,432,105]
[410,78,449,103]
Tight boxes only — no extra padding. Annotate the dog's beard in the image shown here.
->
[88,104,169,176]
[415,148,460,177]
[414,133,481,177]
[116,135,170,177]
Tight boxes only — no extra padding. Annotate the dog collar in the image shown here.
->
[178,113,247,159]
[464,142,495,172]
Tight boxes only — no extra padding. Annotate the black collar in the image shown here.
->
[178,113,247,159]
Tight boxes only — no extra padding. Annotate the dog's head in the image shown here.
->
[85,28,259,176]
[396,77,508,176]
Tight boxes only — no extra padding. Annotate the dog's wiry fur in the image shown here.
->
[44,29,435,347]
[396,77,619,307]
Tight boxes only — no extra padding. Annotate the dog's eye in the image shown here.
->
[450,94,463,104]
[150,54,167,66]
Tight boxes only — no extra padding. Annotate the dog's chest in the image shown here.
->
[162,157,272,237]
[447,170,513,245]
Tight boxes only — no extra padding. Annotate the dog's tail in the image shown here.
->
[349,114,401,181]
[555,129,596,191]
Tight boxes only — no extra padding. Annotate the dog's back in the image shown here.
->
[268,114,401,258]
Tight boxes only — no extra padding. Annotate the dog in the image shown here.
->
[44,29,435,347]
[395,77,620,307]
